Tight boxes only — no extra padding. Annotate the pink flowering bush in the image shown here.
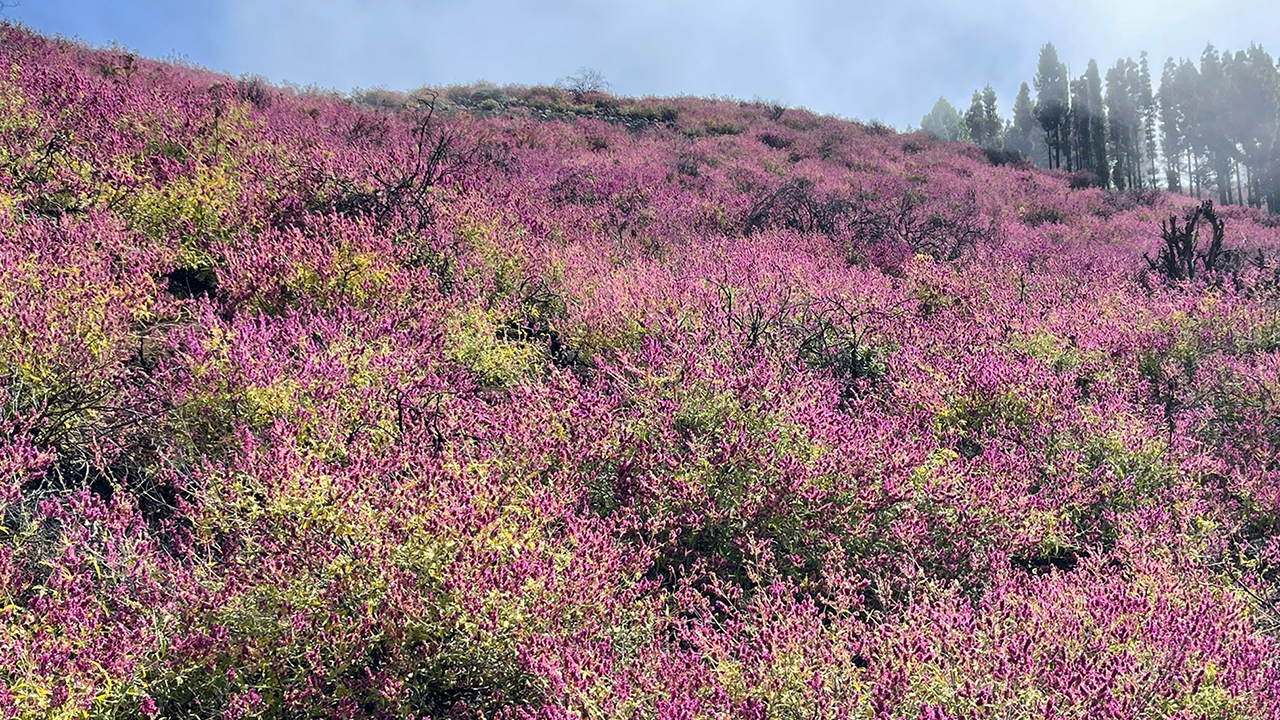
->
[4,23,1280,719]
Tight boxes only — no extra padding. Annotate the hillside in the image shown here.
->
[5,24,1280,719]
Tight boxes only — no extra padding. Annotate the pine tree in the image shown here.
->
[1246,45,1280,211]
[1139,53,1160,187]
[981,85,1002,148]
[1105,58,1148,190]
[1008,82,1038,160]
[1034,43,1071,169]
[924,38,1280,207]
[1176,59,1205,197]
[1085,60,1109,187]
[1158,57,1184,192]
[1226,45,1280,209]
[964,90,988,147]
[1223,50,1250,205]
[1105,74,1122,190]
[1199,44,1234,204]
[921,97,968,143]
[1070,75,1090,174]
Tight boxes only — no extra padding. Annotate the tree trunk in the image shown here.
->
[1217,158,1231,205]
[1235,159,1245,207]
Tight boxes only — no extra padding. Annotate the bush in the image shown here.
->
[584,372,838,597]
[1021,205,1066,226]
[314,94,477,234]
[445,82,509,109]
[618,104,678,126]
[446,295,567,388]
[1067,170,1100,189]
[744,181,988,265]
[759,132,793,150]
[983,147,1032,168]
[791,303,888,404]
[1144,200,1228,283]
[165,264,219,300]
[352,87,410,110]
[854,187,989,262]
[98,51,138,81]
[703,120,745,136]
[558,67,610,102]
[577,91,620,113]
[675,151,704,178]
[520,85,569,109]
[742,178,855,238]
[236,74,273,109]
[864,120,894,136]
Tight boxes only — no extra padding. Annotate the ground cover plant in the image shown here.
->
[5,24,1280,719]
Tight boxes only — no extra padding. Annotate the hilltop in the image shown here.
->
[4,25,1280,719]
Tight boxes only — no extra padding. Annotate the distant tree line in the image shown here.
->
[921,42,1280,212]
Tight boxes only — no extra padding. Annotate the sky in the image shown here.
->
[9,0,1280,129]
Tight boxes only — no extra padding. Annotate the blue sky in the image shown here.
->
[10,0,1280,128]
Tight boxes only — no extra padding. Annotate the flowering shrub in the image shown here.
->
[4,23,1280,719]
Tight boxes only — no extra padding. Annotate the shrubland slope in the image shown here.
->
[5,25,1280,719]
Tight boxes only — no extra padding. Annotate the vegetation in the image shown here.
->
[925,40,1280,213]
[5,23,1280,720]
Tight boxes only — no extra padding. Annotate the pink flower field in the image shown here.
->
[5,25,1280,719]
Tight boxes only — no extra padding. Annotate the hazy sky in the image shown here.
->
[11,0,1280,128]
